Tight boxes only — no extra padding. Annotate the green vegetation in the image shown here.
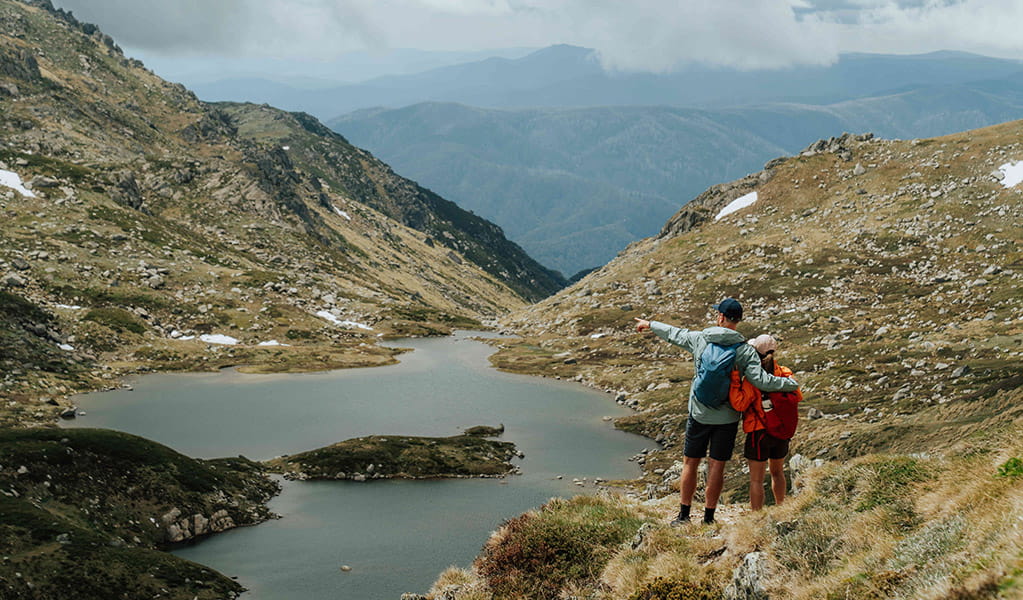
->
[0,428,277,600]
[475,496,646,600]
[627,577,719,600]
[83,307,147,334]
[997,457,1023,479]
[0,149,94,182]
[464,425,505,437]
[266,433,519,479]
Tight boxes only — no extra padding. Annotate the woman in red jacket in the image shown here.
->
[729,334,802,510]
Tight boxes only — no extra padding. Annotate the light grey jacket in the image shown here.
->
[650,321,800,425]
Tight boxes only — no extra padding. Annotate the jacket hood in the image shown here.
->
[701,326,745,345]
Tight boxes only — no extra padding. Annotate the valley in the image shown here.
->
[0,1,1021,599]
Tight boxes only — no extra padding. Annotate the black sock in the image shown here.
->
[703,507,716,524]
[678,504,691,521]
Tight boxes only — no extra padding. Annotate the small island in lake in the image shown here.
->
[266,428,519,481]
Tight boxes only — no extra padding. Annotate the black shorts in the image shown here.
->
[683,417,739,462]
[744,429,790,461]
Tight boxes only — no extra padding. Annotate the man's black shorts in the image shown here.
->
[683,417,739,461]
[744,429,790,461]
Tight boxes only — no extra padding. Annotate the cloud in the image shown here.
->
[52,0,1023,71]
[52,0,383,57]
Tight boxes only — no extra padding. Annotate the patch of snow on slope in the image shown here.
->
[999,161,1023,188]
[257,340,289,346]
[715,191,758,221]
[0,169,36,198]
[316,310,372,330]
[199,334,239,345]
[332,205,352,220]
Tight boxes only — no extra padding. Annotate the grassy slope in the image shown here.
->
[0,428,278,600]
[0,0,542,424]
[417,122,1023,599]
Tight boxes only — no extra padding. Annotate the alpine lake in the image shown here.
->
[63,331,651,600]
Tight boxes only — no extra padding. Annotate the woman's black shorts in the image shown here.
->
[744,429,790,461]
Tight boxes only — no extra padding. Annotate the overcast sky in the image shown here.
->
[51,0,1023,78]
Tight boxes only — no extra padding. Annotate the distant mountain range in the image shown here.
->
[193,45,1023,121]
[195,45,1023,276]
[332,76,1023,275]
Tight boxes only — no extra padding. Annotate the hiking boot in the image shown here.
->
[669,516,690,527]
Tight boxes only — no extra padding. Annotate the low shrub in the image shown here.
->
[475,496,645,600]
[774,505,848,576]
[627,576,719,600]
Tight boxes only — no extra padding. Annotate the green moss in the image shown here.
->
[83,307,147,334]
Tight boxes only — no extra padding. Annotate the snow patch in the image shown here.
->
[282,145,290,151]
[998,161,1023,188]
[58,343,75,351]
[199,334,239,345]
[590,332,608,339]
[0,169,36,198]
[332,205,352,220]
[715,191,758,221]
[257,340,289,347]
[316,310,372,330]
[55,304,83,310]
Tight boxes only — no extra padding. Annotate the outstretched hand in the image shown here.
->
[634,317,651,332]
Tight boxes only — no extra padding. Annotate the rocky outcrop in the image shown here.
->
[799,132,874,161]
[0,47,40,81]
[723,552,770,600]
[657,170,770,240]
[161,507,238,543]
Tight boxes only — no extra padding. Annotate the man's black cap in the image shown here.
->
[712,297,743,321]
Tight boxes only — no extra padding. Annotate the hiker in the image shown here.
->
[729,334,802,511]
[634,298,799,524]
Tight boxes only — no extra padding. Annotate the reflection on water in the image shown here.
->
[67,332,651,599]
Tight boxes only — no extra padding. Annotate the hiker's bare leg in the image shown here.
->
[679,456,702,506]
[748,459,767,510]
[769,458,787,505]
[705,458,727,509]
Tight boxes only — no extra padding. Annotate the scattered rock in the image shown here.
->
[723,551,769,600]
[806,407,824,420]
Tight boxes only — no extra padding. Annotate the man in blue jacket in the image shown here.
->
[635,298,799,524]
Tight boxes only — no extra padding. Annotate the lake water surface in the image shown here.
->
[66,332,650,599]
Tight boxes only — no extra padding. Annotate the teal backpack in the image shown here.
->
[692,342,742,408]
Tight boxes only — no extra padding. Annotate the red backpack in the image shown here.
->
[759,390,800,440]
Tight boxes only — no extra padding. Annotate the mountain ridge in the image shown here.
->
[331,78,1023,275]
[413,121,1023,600]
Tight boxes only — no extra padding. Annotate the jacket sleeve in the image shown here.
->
[736,347,799,392]
[728,370,760,412]
[649,321,699,353]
